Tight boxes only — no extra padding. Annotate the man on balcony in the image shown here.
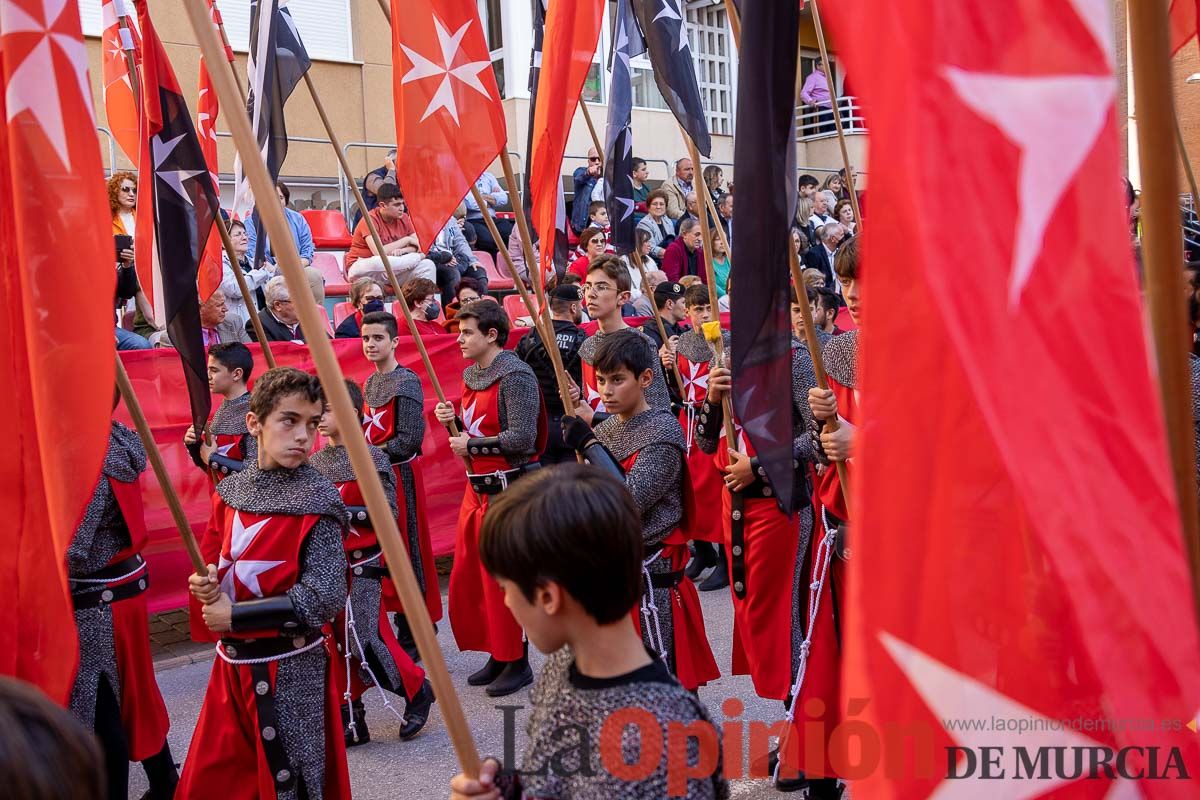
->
[800,61,834,135]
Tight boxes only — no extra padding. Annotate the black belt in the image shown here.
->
[468,462,541,495]
[647,569,684,589]
[346,505,374,530]
[70,554,148,610]
[730,493,748,599]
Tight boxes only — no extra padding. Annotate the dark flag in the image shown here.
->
[603,0,646,255]
[631,0,711,156]
[523,0,570,278]
[235,0,311,265]
[729,0,800,514]
[134,0,219,435]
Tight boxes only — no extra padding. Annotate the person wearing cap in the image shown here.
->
[515,284,587,464]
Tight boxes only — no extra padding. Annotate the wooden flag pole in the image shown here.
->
[116,7,141,112]
[213,215,276,367]
[300,72,462,444]
[496,150,579,417]
[211,9,245,102]
[115,355,205,574]
[376,0,391,24]
[578,100,605,162]
[808,0,863,229]
[722,0,741,45]
[182,0,482,779]
[1127,0,1200,615]
[630,248,687,393]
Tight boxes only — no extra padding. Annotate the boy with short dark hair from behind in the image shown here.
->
[310,378,435,746]
[448,464,729,800]
[561,330,718,692]
[178,367,351,800]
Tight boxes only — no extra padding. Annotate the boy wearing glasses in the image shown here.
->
[573,257,672,423]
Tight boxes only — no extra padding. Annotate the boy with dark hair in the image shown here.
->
[185,341,256,484]
[435,300,546,696]
[672,285,725,586]
[361,310,442,655]
[311,379,434,745]
[575,256,672,423]
[812,287,842,336]
[562,330,718,691]
[178,367,351,800]
[68,399,178,800]
[449,464,729,800]
[515,284,586,465]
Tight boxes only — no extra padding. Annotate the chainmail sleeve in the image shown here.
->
[626,443,683,546]
[383,395,425,464]
[792,344,820,464]
[286,517,348,630]
[66,479,118,575]
[496,369,541,457]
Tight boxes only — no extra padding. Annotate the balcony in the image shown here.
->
[794,96,869,182]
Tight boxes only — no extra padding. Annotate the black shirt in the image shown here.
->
[515,318,586,416]
[640,317,688,406]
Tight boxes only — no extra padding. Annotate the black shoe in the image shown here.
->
[394,614,421,663]
[399,680,436,740]
[684,541,717,580]
[467,656,505,686]
[485,658,533,697]
[806,778,845,799]
[698,546,729,591]
[765,747,808,793]
[342,700,371,747]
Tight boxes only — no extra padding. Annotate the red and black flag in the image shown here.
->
[631,0,710,155]
[728,0,801,514]
[135,0,218,435]
[602,0,646,255]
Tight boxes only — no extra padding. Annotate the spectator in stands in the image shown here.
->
[462,170,512,256]
[109,170,138,238]
[362,148,398,216]
[443,276,485,335]
[804,222,846,288]
[630,157,651,225]
[813,286,843,335]
[824,172,850,203]
[834,198,857,235]
[628,268,667,318]
[200,290,250,345]
[682,192,701,227]
[802,268,826,289]
[809,190,835,229]
[244,181,315,268]
[662,218,704,283]
[571,147,603,234]
[800,60,834,135]
[716,192,733,248]
[637,190,676,261]
[431,216,488,303]
[795,197,816,245]
[792,227,810,260]
[334,277,387,339]
[219,218,272,328]
[702,165,724,208]
[507,223,536,285]
[662,157,694,220]
[567,227,608,280]
[399,277,448,337]
[718,272,731,312]
[108,171,156,349]
[454,203,479,248]
[345,183,437,285]
[248,275,318,342]
[711,233,731,299]
[798,174,820,201]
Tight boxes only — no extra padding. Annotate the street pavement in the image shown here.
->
[131,579,798,799]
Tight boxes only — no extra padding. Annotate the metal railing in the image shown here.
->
[1181,195,1200,254]
[97,127,118,176]
[795,96,867,141]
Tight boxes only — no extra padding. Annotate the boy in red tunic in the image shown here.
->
[361,310,442,657]
[68,405,178,800]
[311,379,434,746]
[434,301,546,697]
[562,330,719,691]
[179,368,351,800]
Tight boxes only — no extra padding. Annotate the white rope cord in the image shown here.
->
[345,593,407,724]
[774,505,836,783]
[342,606,357,738]
[685,403,696,454]
[639,552,669,662]
[216,634,326,666]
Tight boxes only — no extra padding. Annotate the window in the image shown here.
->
[480,0,506,99]
[77,0,356,63]
[686,2,734,136]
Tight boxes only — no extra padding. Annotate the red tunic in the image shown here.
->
[580,360,606,414]
[108,477,171,761]
[192,432,252,642]
[332,479,426,702]
[622,451,719,691]
[177,500,351,800]
[789,373,857,779]
[676,352,722,543]
[207,431,248,486]
[362,396,443,622]
[448,379,527,662]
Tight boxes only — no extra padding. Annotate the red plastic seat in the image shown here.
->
[313,304,335,337]
[474,250,514,291]
[502,292,538,325]
[494,211,516,221]
[312,251,351,297]
[302,209,353,249]
[332,301,355,328]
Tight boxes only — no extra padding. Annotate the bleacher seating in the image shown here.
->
[302,209,353,249]
[503,293,538,326]
[474,250,514,292]
[312,251,351,298]
[313,304,335,337]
